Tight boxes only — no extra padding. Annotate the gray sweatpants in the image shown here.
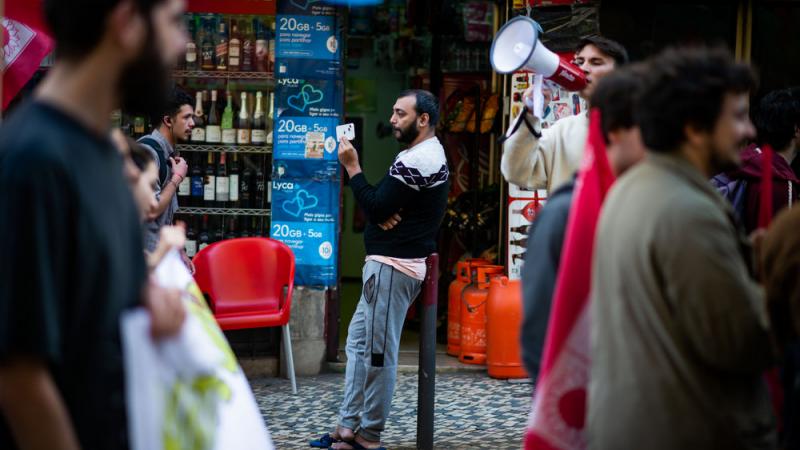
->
[338,260,423,442]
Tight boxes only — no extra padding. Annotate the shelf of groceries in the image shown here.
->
[180,12,276,77]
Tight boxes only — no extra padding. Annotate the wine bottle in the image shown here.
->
[254,18,267,73]
[254,159,265,209]
[268,21,276,74]
[237,91,251,145]
[509,237,528,248]
[221,91,236,145]
[228,21,241,72]
[198,215,210,250]
[240,155,252,207]
[266,92,274,145]
[190,153,204,207]
[206,90,221,143]
[216,152,229,205]
[200,19,215,71]
[191,91,206,142]
[224,218,238,240]
[215,19,228,71]
[177,163,191,204]
[229,152,240,207]
[512,252,527,264]
[185,218,198,258]
[212,219,225,243]
[509,224,530,235]
[185,16,198,71]
[241,20,254,72]
[239,219,252,238]
[251,91,266,146]
[203,151,216,204]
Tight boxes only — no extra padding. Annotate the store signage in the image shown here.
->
[270,175,338,286]
[273,0,342,287]
[275,14,341,78]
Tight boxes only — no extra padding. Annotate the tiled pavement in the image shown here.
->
[253,372,533,449]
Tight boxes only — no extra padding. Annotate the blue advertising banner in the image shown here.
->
[273,78,342,161]
[273,116,339,160]
[270,177,339,286]
[274,0,342,287]
[275,15,341,79]
[274,78,341,118]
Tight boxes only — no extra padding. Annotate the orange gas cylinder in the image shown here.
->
[487,277,527,379]
[447,258,489,356]
[459,265,504,365]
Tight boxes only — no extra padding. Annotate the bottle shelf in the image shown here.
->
[173,70,274,82]
[177,207,271,216]
[176,144,272,154]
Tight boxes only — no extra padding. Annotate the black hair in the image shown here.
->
[754,89,800,152]
[637,47,757,153]
[398,89,440,126]
[576,36,629,67]
[45,0,163,61]
[129,139,155,172]
[152,86,194,127]
[589,64,645,144]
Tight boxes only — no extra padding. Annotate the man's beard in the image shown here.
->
[394,122,420,145]
[118,29,171,121]
[708,140,745,174]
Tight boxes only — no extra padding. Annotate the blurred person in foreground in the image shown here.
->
[520,66,647,381]
[589,47,777,449]
[0,0,188,448]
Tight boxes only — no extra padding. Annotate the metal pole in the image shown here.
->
[417,253,439,450]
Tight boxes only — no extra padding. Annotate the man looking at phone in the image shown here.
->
[310,89,449,450]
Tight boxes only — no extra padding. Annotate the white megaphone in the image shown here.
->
[491,16,587,92]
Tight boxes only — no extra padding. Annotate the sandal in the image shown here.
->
[331,440,387,450]
[309,433,339,448]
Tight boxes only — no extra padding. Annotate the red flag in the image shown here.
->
[758,144,774,229]
[2,0,53,109]
[524,109,615,450]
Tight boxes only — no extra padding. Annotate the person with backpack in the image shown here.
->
[138,87,193,253]
[713,89,800,232]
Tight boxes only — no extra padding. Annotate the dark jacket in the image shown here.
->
[732,145,799,233]
[520,178,574,381]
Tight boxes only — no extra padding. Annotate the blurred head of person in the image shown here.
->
[152,86,195,144]
[574,36,628,100]
[589,64,647,177]
[753,88,800,162]
[127,140,159,221]
[391,89,439,147]
[44,0,188,118]
[637,47,757,176]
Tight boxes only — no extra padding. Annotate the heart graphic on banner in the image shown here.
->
[287,91,309,112]
[301,84,325,106]
[281,190,319,217]
[290,0,321,10]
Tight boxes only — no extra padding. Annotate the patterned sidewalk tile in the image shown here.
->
[253,372,534,449]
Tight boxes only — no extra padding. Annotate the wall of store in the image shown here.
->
[340,37,408,280]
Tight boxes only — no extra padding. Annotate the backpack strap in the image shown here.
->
[137,136,169,186]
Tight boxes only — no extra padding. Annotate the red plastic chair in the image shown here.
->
[193,237,297,394]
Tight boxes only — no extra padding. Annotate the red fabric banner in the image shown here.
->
[758,144,774,229]
[524,109,615,450]
[2,0,53,109]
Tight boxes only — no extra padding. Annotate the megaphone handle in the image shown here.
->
[531,75,545,119]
